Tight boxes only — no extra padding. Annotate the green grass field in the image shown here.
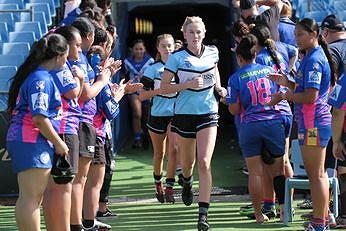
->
[0,128,309,230]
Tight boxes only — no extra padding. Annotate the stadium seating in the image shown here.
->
[1,42,30,56]
[0,66,16,93]
[25,2,52,26]
[9,31,36,45]
[20,11,48,35]
[0,54,25,67]
[0,13,14,32]
[29,0,56,17]
[14,21,42,40]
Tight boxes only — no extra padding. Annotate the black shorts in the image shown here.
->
[60,134,79,174]
[146,115,173,134]
[91,138,106,165]
[337,132,346,167]
[171,113,219,138]
[78,122,96,158]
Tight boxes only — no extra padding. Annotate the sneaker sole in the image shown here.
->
[197,223,209,231]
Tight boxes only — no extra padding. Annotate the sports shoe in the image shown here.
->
[96,208,117,220]
[94,220,111,230]
[181,183,193,206]
[165,187,175,203]
[155,182,164,203]
[197,214,209,231]
[239,204,254,216]
[328,213,336,228]
[335,216,346,228]
[299,199,313,209]
[303,221,329,231]
[246,207,277,219]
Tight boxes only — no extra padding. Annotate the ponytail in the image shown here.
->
[318,34,337,86]
[264,38,282,71]
[7,34,68,112]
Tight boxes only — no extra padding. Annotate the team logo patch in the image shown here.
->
[329,83,341,101]
[36,81,45,90]
[308,71,322,84]
[184,59,192,68]
[39,151,50,164]
[87,146,95,153]
[312,62,320,70]
[31,92,49,111]
[59,70,74,87]
[106,99,118,115]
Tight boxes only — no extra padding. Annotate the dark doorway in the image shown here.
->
[127,3,232,86]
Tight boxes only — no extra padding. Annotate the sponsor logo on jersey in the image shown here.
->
[329,83,341,101]
[32,92,49,111]
[308,71,322,84]
[184,60,192,68]
[40,151,50,164]
[36,81,45,90]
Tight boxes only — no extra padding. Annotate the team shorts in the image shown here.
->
[7,141,54,173]
[297,126,331,147]
[91,138,106,165]
[147,115,173,134]
[239,119,285,158]
[78,122,96,158]
[171,113,219,138]
[281,115,293,138]
[60,134,79,174]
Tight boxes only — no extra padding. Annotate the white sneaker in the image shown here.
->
[94,219,111,229]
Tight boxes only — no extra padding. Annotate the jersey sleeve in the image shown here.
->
[286,43,298,59]
[165,53,179,74]
[303,58,323,90]
[142,65,155,90]
[227,73,240,104]
[99,85,120,121]
[28,77,59,117]
[328,73,346,110]
[52,65,78,95]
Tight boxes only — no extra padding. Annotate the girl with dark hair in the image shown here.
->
[225,34,285,224]
[139,34,179,203]
[43,25,85,231]
[123,39,154,149]
[250,24,294,221]
[6,34,69,230]
[70,16,112,231]
[268,18,338,231]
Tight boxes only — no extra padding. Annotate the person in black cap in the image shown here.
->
[321,14,346,77]
[321,14,346,228]
[239,0,283,41]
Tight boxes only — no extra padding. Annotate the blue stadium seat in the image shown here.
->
[53,0,60,8]
[0,22,8,42]
[0,0,24,9]
[0,13,15,32]
[20,11,47,35]
[304,10,330,23]
[14,21,42,40]
[0,54,24,67]
[29,0,56,17]
[1,42,30,57]
[0,66,17,93]
[0,3,19,10]
[9,31,35,45]
[25,2,52,26]
[334,0,346,11]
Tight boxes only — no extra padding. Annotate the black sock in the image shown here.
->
[166,178,175,188]
[82,219,94,228]
[153,173,162,184]
[70,225,83,231]
[199,202,209,215]
[183,175,193,186]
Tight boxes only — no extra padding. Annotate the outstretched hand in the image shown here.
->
[267,72,290,87]
[124,80,143,94]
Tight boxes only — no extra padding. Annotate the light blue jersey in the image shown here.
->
[142,60,176,117]
[165,45,219,115]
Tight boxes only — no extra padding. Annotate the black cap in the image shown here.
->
[321,14,345,31]
[51,155,75,184]
[240,0,256,10]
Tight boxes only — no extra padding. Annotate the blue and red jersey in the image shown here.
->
[256,47,292,116]
[93,84,120,141]
[328,72,346,132]
[294,46,331,129]
[51,62,81,135]
[68,51,96,125]
[7,67,62,144]
[226,63,281,123]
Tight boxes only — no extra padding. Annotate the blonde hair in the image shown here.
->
[181,16,206,33]
[155,33,174,60]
